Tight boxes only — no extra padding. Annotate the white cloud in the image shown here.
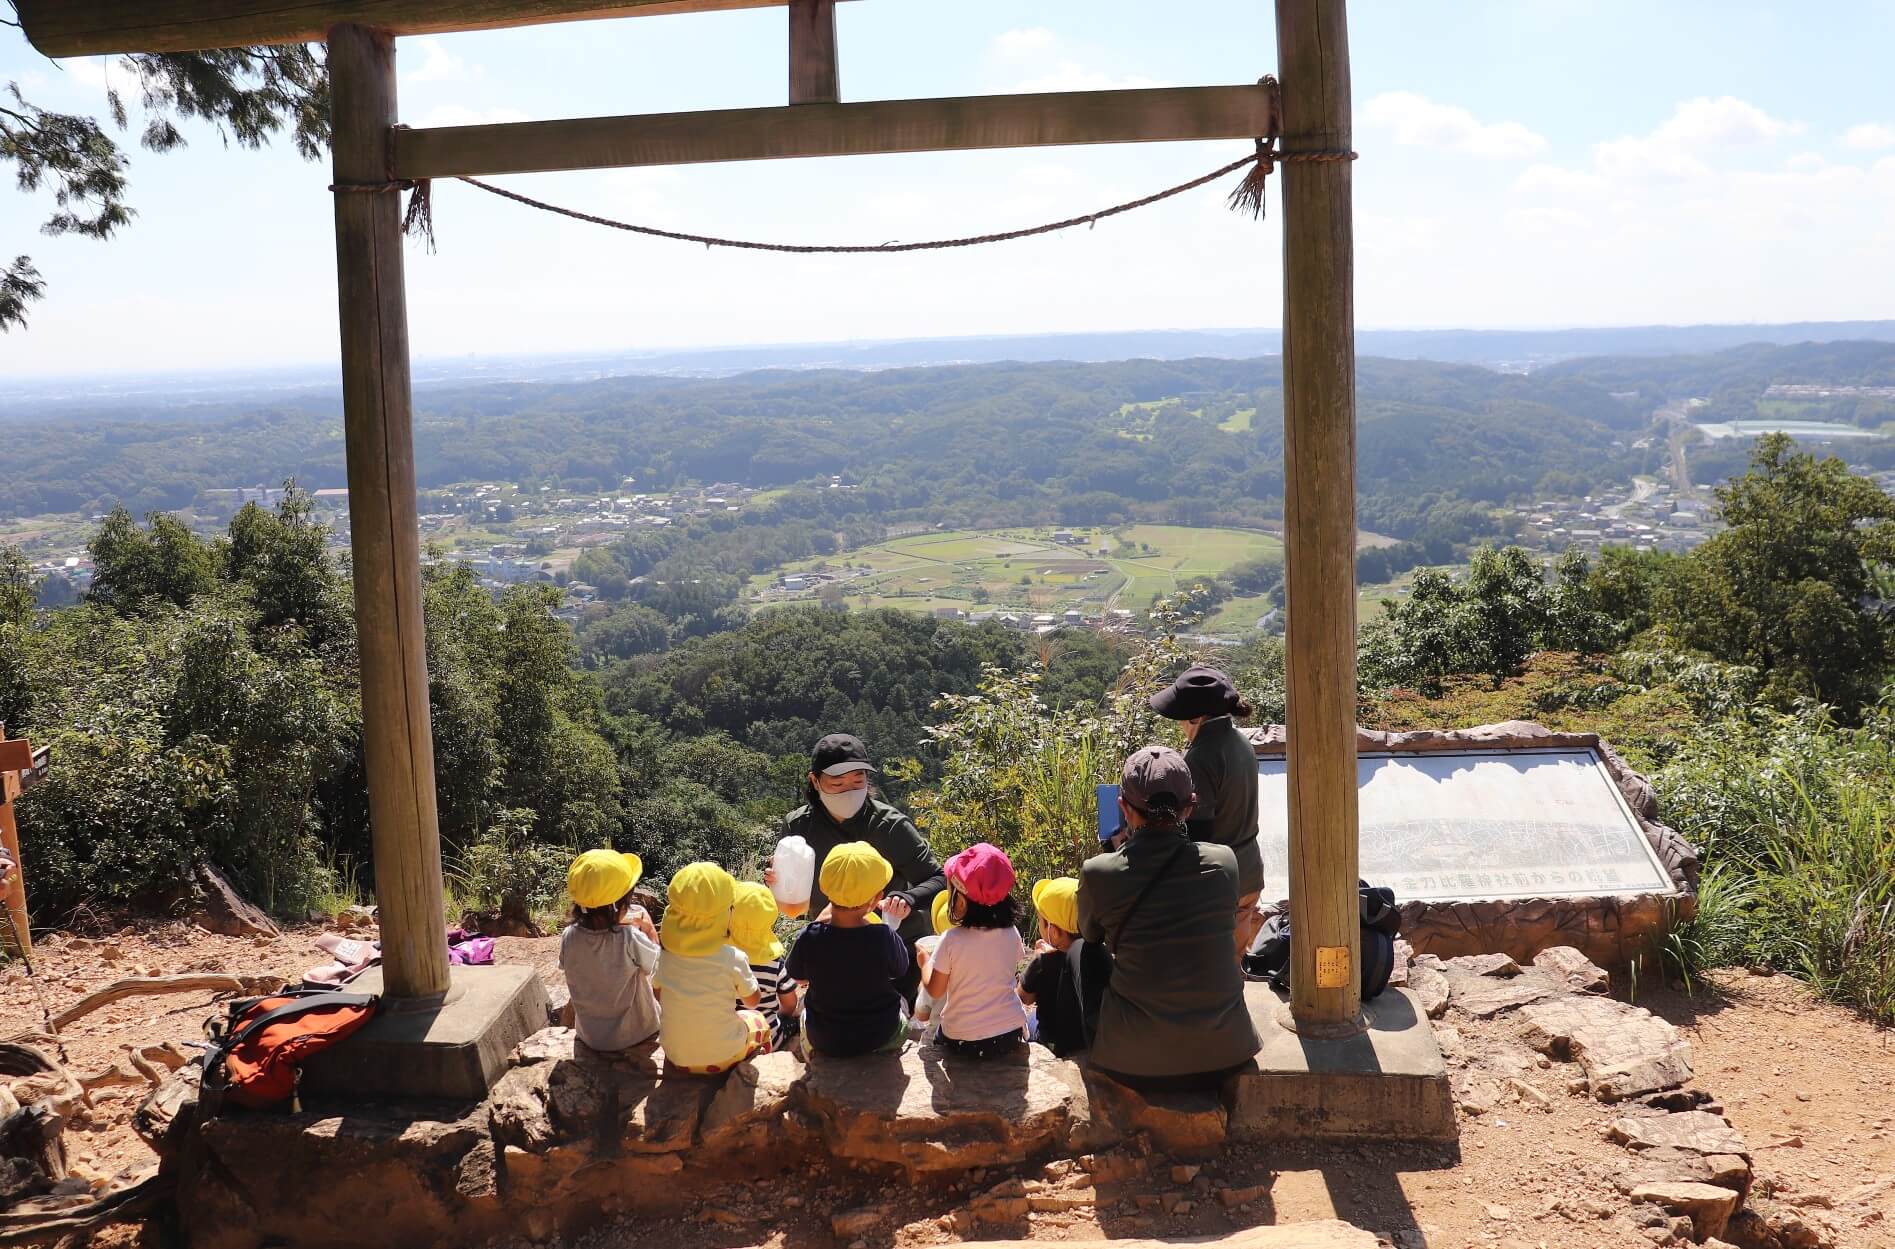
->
[1593,96,1800,179]
[401,39,480,87]
[54,57,114,90]
[984,27,1166,94]
[1513,163,1605,196]
[415,105,527,128]
[1011,65,1167,94]
[1841,122,1895,151]
[991,28,1060,58]
[1359,92,1547,159]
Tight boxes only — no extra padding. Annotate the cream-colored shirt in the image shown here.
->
[655,945,759,1068]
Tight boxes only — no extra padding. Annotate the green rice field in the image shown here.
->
[755,523,1287,635]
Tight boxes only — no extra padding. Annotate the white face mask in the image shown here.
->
[819,786,869,823]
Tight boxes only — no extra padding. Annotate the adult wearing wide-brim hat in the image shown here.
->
[1076,745,1260,1088]
[1151,665,1264,962]
[771,733,946,1004]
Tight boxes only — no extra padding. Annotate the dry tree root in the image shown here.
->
[48,974,283,1032]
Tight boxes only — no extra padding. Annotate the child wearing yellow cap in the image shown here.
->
[560,849,661,1054]
[1019,877,1088,1058]
[783,842,911,1057]
[654,863,770,1075]
[729,881,797,1053]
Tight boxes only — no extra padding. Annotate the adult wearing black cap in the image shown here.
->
[1151,665,1264,962]
[1077,745,1260,1088]
[772,733,946,1004]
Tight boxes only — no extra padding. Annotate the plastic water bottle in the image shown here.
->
[771,835,816,907]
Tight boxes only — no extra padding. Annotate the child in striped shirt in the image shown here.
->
[730,882,797,1051]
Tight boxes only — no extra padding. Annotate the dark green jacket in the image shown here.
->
[1185,715,1264,897]
[779,797,946,946]
[1078,828,1260,1078]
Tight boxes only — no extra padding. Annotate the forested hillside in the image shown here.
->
[6,356,1649,531]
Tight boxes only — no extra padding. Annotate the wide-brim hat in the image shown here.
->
[1149,665,1241,720]
[662,862,735,957]
[820,841,893,909]
[568,849,644,910]
[728,881,786,964]
[1032,877,1080,935]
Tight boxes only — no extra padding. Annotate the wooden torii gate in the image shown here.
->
[18,0,1364,1036]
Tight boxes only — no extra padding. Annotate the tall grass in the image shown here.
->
[1656,705,1895,1023]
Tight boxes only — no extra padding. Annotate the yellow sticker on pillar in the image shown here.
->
[1315,945,1351,989]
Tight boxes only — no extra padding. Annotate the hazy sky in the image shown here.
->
[2,0,1892,377]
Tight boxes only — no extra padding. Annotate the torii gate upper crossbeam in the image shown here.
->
[14,0,818,57]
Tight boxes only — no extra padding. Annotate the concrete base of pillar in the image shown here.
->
[1225,984,1457,1144]
[301,964,548,1102]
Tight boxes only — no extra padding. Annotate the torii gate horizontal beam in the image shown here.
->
[395,85,1276,177]
[14,0,813,57]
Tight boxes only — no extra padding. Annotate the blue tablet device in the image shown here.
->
[1096,784,1122,846]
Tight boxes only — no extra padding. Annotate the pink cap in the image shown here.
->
[944,842,1017,906]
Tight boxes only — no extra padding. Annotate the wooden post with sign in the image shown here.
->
[0,726,36,958]
[1275,0,1363,1035]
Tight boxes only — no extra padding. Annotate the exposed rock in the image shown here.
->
[543,984,572,1029]
[699,1051,805,1150]
[511,1027,580,1069]
[1615,1146,1752,1197]
[798,1043,1086,1174]
[191,865,279,938]
[1445,965,1562,1018]
[1085,1069,1227,1157]
[1449,954,1522,978]
[1408,957,1450,1019]
[1389,939,1414,987]
[1642,1088,1718,1113]
[1220,1183,1269,1208]
[952,1225,1379,1248]
[1522,996,1693,1101]
[1610,1110,1748,1156]
[831,1205,888,1236]
[1632,1181,1741,1242]
[618,1069,707,1153]
[1078,1146,1147,1185]
[1533,945,1612,994]
[1170,1164,1200,1184]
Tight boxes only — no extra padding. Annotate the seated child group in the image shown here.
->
[558,837,1084,1071]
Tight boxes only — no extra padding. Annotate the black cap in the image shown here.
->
[811,733,875,777]
[1149,665,1240,720]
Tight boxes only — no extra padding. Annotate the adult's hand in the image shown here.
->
[879,894,913,925]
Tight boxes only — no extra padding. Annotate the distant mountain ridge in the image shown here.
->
[7,321,1895,415]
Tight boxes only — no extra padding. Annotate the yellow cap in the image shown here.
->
[729,881,786,964]
[568,849,644,910]
[930,889,955,935]
[820,841,893,910]
[661,862,735,957]
[1032,877,1080,936]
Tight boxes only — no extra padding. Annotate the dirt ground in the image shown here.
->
[3,922,1891,1249]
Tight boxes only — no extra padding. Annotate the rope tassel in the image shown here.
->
[1227,138,1276,221]
[402,179,435,252]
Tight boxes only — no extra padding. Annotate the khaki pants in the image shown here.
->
[1235,889,1266,963]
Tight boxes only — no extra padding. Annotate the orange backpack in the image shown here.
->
[202,989,380,1111]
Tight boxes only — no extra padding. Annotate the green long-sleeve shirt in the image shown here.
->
[778,797,946,946]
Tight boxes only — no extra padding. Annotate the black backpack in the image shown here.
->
[1244,880,1402,1000]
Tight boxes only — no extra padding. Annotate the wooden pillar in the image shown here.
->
[788,0,839,104]
[328,23,451,1002]
[0,727,33,958]
[1275,0,1361,1033]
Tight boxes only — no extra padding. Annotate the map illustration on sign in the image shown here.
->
[1254,748,1677,904]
